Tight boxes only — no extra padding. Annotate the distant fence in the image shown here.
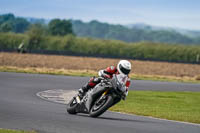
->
[0,48,200,64]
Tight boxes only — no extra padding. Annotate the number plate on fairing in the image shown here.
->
[76,96,81,103]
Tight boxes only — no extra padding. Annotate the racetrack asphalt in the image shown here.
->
[0,72,200,133]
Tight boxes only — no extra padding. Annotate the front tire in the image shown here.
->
[66,97,78,114]
[89,95,113,117]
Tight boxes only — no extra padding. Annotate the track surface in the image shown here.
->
[0,72,200,133]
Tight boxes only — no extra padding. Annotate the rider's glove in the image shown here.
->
[121,92,126,100]
[122,88,128,100]
[104,74,111,79]
[98,70,111,79]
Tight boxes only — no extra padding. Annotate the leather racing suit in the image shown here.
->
[79,66,131,98]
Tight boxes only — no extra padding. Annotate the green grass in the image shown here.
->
[110,91,200,124]
[130,74,200,83]
[0,129,36,133]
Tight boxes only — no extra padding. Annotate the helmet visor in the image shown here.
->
[119,64,130,75]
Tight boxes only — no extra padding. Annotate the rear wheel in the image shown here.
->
[89,95,113,117]
[66,97,78,114]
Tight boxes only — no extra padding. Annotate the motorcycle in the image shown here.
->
[66,74,128,117]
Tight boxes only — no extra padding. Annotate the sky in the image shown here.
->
[0,0,200,30]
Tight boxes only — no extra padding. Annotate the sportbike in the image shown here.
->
[66,74,127,117]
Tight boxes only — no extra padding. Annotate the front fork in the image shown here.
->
[103,89,121,107]
[100,89,120,108]
[102,89,109,96]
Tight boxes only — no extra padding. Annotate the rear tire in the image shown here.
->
[89,95,113,117]
[66,98,78,114]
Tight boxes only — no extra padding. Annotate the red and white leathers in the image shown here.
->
[81,66,131,97]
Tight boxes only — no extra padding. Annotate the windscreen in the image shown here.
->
[115,74,128,92]
[116,74,128,85]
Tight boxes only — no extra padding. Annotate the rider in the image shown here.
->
[78,60,131,99]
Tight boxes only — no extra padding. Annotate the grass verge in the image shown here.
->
[0,129,36,133]
[0,66,200,83]
[110,91,200,124]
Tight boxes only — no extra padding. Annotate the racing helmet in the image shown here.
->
[117,60,131,75]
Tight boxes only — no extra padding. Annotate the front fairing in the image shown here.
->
[111,74,128,93]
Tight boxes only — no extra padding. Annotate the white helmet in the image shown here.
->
[117,60,131,75]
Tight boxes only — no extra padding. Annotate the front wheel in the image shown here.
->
[89,95,113,117]
[66,97,78,114]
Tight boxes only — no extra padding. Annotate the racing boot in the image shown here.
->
[78,77,100,99]
[78,84,90,99]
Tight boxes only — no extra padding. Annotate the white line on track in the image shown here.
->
[112,111,200,127]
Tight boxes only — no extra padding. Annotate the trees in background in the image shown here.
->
[71,20,200,45]
[48,19,73,36]
[0,14,74,37]
[0,13,30,33]
[26,24,47,51]
[13,18,30,33]
[0,14,74,52]
[0,21,13,32]
[0,13,200,45]
[0,13,200,63]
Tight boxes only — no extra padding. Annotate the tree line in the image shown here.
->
[72,20,200,45]
[0,13,200,63]
[0,13,73,36]
[1,13,200,45]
